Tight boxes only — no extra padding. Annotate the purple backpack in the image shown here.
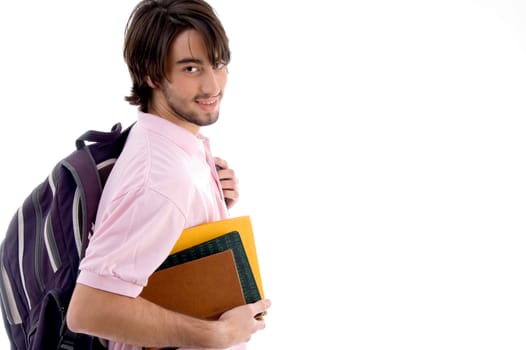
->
[0,123,131,349]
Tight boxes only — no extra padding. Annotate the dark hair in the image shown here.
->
[123,0,230,112]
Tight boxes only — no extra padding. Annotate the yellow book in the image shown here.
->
[172,216,264,299]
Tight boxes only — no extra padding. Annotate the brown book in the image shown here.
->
[139,249,245,320]
[169,216,264,299]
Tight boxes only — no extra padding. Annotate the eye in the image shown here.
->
[184,66,199,73]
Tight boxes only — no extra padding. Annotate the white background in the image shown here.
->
[1,0,526,349]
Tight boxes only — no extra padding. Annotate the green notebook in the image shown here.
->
[157,230,261,304]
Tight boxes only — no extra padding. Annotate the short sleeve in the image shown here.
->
[78,187,185,297]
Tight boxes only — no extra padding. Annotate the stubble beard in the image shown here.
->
[162,85,221,127]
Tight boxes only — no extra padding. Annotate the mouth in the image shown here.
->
[196,97,218,105]
[195,95,220,111]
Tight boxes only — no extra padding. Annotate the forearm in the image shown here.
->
[67,283,229,349]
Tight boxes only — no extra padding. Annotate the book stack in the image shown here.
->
[140,216,264,320]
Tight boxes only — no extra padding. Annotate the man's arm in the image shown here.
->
[67,283,270,349]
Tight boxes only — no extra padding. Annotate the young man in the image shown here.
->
[66,1,271,349]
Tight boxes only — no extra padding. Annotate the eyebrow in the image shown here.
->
[175,57,204,65]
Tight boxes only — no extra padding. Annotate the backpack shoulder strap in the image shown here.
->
[75,122,123,150]
[61,149,101,259]
[65,122,133,259]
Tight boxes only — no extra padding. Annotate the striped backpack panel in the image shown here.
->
[0,123,131,349]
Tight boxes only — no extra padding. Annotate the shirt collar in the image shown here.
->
[136,111,210,157]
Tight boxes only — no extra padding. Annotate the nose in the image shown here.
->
[201,67,224,96]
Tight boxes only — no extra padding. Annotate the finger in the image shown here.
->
[219,179,237,191]
[217,168,236,181]
[224,197,239,209]
[222,188,238,197]
[214,157,228,169]
[225,198,237,209]
[253,299,271,318]
[222,189,239,202]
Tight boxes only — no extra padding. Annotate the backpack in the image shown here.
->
[0,122,132,349]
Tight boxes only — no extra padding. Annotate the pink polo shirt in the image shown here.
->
[78,112,244,350]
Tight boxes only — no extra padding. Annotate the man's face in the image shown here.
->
[150,29,228,133]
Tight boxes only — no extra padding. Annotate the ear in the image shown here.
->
[145,76,157,88]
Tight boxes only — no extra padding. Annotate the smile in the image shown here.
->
[196,97,218,105]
